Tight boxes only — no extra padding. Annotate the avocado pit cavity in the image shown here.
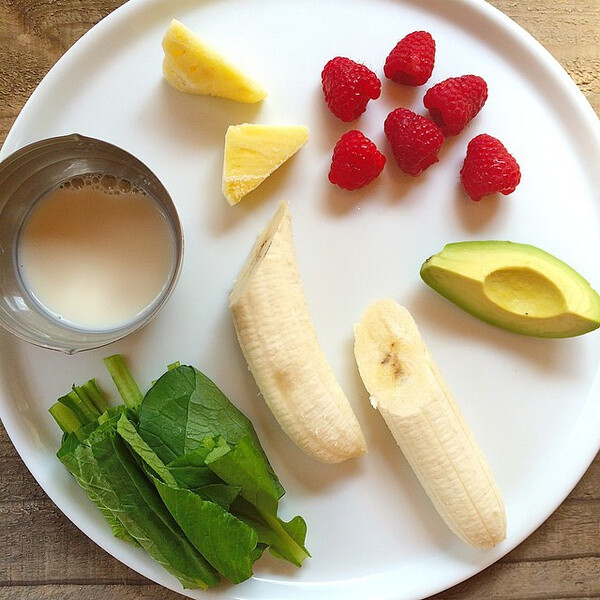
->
[483,267,567,318]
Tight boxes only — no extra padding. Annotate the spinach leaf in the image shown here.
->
[153,477,258,584]
[205,435,310,567]
[116,414,256,581]
[116,415,255,581]
[232,498,309,566]
[58,420,139,547]
[194,483,241,510]
[58,420,219,589]
[165,441,222,491]
[116,414,177,487]
[205,435,280,514]
[138,366,283,497]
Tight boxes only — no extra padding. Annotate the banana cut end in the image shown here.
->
[230,200,289,305]
[353,298,429,411]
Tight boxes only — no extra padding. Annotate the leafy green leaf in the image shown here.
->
[138,366,283,497]
[231,498,309,567]
[116,414,177,487]
[153,477,258,584]
[195,483,241,510]
[205,435,280,514]
[59,420,219,589]
[205,436,309,567]
[166,443,222,490]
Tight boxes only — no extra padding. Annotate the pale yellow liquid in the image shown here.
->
[18,176,176,331]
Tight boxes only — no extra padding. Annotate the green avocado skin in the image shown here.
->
[420,241,600,338]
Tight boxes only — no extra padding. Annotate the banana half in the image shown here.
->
[230,202,367,463]
[354,298,506,548]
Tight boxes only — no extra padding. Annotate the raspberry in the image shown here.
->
[328,130,386,190]
[384,31,435,86]
[423,74,488,136]
[384,108,444,176]
[321,57,381,122]
[460,134,521,201]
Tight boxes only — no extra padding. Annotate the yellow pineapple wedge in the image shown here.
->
[161,19,267,103]
[222,124,309,205]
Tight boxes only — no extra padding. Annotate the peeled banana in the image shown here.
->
[229,202,367,463]
[353,298,506,548]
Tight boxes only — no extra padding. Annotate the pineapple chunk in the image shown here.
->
[161,19,267,103]
[222,124,309,205]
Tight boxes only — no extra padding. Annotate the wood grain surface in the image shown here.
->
[0,1,599,598]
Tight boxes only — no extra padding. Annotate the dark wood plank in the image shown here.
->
[0,584,179,600]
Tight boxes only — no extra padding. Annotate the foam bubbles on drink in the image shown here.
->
[58,173,146,196]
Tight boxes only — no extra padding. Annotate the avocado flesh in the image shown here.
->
[420,241,600,338]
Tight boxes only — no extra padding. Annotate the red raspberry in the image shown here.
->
[460,134,521,201]
[321,57,381,122]
[328,130,386,190]
[384,108,444,176]
[423,74,488,136]
[384,31,435,86]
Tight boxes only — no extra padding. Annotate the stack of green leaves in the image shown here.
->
[49,355,309,590]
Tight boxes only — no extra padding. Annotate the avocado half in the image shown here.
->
[420,241,600,338]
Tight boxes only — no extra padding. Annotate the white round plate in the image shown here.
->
[1,1,599,598]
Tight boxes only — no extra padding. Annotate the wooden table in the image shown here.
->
[0,1,598,598]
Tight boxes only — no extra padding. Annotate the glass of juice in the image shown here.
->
[0,134,183,353]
